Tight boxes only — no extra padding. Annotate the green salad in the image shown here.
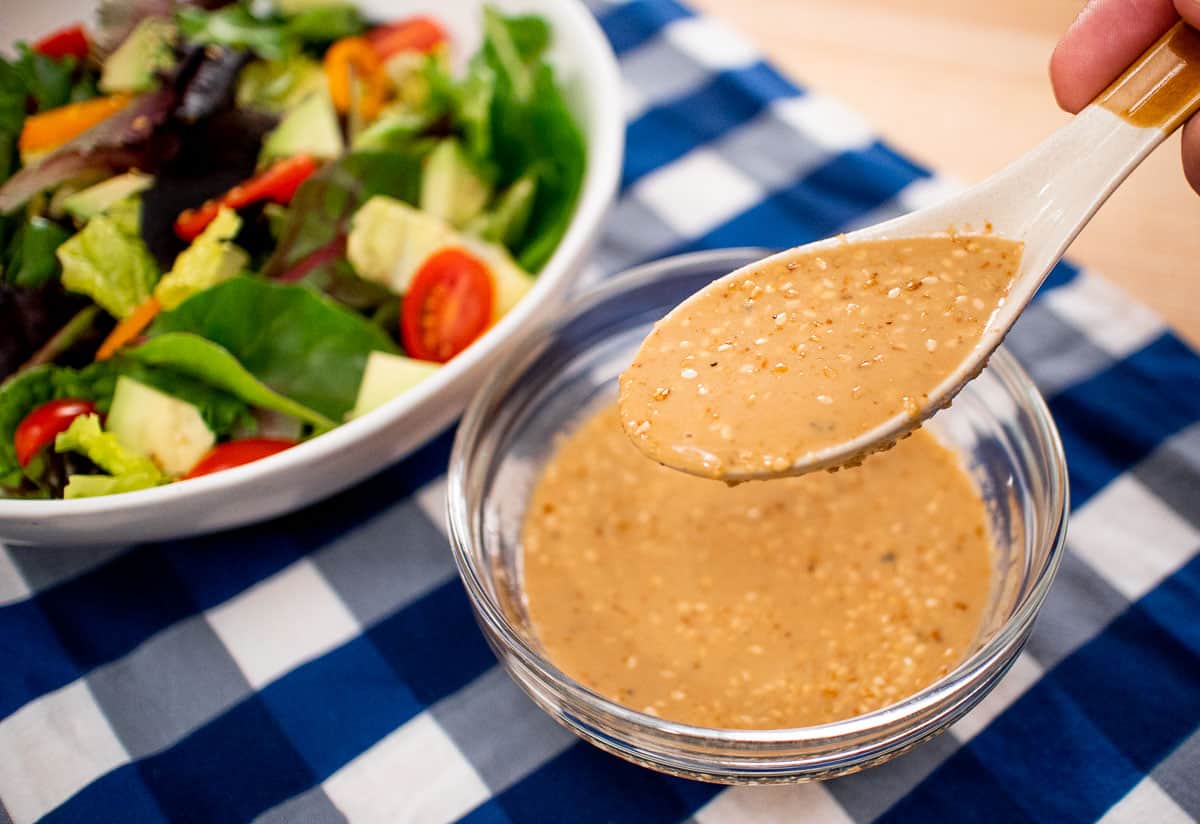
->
[0,0,585,499]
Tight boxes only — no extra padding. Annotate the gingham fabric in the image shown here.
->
[2,1,1199,821]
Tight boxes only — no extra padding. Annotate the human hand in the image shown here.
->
[1051,0,1200,194]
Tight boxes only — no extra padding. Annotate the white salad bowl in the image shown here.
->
[0,0,624,545]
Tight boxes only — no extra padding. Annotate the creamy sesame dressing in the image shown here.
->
[522,404,994,729]
[618,235,1022,479]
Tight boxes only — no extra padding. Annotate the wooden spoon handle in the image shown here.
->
[1096,21,1200,132]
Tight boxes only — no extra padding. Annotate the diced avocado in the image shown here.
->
[107,376,215,477]
[260,90,344,164]
[347,195,536,320]
[459,237,536,322]
[420,139,492,228]
[62,172,155,222]
[100,19,177,94]
[236,56,326,113]
[350,351,440,418]
[467,173,537,248]
[383,51,433,109]
[348,195,456,293]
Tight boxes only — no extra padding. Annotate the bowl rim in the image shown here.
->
[0,0,625,520]
[448,246,1071,746]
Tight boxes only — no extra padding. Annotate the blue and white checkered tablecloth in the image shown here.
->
[3,1,1199,821]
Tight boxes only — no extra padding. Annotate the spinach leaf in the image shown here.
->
[0,361,121,489]
[127,333,334,430]
[6,217,71,289]
[149,276,396,420]
[506,62,585,272]
[119,360,254,437]
[463,8,585,272]
[13,46,77,112]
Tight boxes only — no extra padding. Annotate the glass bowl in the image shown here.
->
[447,248,1069,783]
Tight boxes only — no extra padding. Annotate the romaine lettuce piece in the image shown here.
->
[154,207,248,310]
[0,362,121,490]
[57,202,158,318]
[54,412,164,498]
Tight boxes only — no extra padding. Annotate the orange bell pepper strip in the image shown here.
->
[95,296,161,361]
[18,94,133,155]
[173,154,319,242]
[366,17,448,59]
[324,36,388,121]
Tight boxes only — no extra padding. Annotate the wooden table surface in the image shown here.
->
[691,0,1200,347]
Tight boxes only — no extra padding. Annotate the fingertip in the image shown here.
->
[1173,0,1200,29]
[1050,0,1180,114]
[1049,40,1089,113]
[1182,117,1200,196]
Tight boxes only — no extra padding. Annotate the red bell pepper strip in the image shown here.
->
[174,154,319,241]
[33,24,90,61]
[365,17,448,59]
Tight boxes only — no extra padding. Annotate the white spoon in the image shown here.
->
[624,21,1200,482]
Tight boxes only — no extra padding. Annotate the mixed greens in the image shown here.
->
[0,0,585,499]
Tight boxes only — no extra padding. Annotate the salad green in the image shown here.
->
[0,1,586,499]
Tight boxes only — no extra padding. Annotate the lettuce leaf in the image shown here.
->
[54,413,164,498]
[154,207,247,310]
[0,362,121,489]
[176,2,365,60]
[0,84,174,215]
[57,203,159,318]
[263,150,427,308]
[177,5,294,60]
[119,361,253,437]
[11,45,78,113]
[0,59,25,184]
[149,275,397,420]
[5,217,71,289]
[454,8,584,272]
[128,332,335,431]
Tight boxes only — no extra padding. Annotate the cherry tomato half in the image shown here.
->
[184,438,297,480]
[401,248,494,363]
[14,398,96,467]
